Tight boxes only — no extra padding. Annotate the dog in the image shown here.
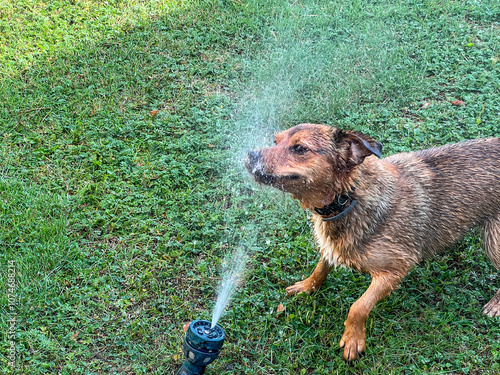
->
[245,123,500,361]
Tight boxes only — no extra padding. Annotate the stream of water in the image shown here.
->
[211,245,248,328]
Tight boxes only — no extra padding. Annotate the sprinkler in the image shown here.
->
[177,320,225,375]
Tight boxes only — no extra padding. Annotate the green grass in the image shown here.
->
[1,0,500,373]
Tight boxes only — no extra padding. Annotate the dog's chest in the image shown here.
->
[313,216,362,270]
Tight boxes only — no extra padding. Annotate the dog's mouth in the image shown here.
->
[245,151,303,190]
[251,170,302,189]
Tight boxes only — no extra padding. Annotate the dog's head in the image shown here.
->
[245,123,382,207]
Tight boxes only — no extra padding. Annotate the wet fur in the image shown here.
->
[246,123,500,361]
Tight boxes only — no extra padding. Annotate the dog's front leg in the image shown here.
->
[286,257,333,295]
[340,272,402,361]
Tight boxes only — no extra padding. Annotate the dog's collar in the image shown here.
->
[314,188,357,222]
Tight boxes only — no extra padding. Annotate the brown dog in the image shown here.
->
[246,123,500,361]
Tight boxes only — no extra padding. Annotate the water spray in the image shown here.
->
[176,231,250,374]
[177,320,225,375]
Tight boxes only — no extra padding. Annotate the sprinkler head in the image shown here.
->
[177,320,225,375]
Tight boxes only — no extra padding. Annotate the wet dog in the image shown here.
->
[245,123,500,360]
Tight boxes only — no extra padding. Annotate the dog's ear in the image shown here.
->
[333,129,382,167]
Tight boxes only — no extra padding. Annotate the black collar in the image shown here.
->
[314,188,357,222]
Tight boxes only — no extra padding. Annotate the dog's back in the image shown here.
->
[384,137,500,257]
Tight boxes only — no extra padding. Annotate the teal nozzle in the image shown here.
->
[177,320,225,375]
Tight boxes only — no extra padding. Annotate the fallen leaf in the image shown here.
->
[70,331,80,341]
[149,110,159,117]
[276,303,285,317]
[451,100,465,106]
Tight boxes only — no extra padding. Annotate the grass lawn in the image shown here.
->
[1,0,500,373]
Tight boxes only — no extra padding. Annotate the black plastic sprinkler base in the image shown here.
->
[177,320,225,375]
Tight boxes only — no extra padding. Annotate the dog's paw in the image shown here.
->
[285,279,317,296]
[483,293,500,317]
[339,326,366,361]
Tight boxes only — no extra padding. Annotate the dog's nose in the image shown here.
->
[247,150,261,165]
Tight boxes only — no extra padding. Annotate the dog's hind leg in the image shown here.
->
[482,214,500,317]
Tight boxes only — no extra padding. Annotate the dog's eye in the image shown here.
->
[291,144,309,155]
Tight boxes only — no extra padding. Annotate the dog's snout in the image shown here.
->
[247,150,261,165]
